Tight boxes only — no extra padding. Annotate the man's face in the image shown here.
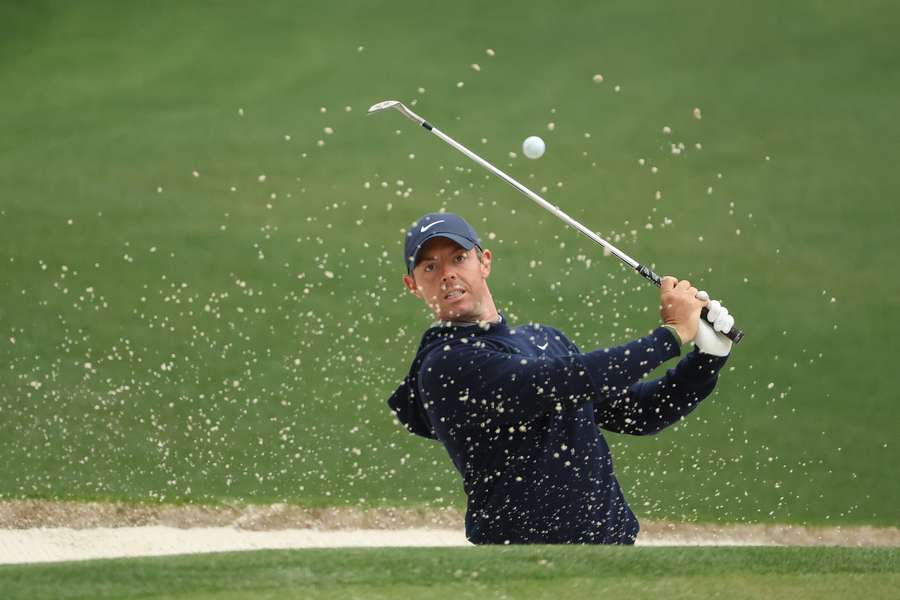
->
[402,237,493,322]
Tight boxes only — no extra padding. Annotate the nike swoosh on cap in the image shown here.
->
[537,342,548,350]
[420,220,446,232]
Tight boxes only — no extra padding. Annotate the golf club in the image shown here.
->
[368,100,744,343]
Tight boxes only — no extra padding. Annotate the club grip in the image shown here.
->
[636,264,663,286]
[701,307,745,344]
[636,264,745,344]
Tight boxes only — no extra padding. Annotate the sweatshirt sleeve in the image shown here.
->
[417,338,598,429]
[590,328,729,435]
[416,327,685,430]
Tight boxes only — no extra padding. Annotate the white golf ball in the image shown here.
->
[522,136,545,159]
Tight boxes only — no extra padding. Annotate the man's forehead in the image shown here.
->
[418,236,467,257]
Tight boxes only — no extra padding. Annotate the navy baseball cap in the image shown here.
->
[404,212,481,273]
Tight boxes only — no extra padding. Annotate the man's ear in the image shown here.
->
[402,274,420,297]
[480,249,492,278]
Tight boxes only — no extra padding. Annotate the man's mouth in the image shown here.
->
[444,288,466,301]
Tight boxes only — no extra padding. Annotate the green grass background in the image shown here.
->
[2,546,898,600]
[1,0,898,525]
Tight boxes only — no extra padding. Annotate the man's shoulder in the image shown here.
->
[507,321,563,332]
[425,320,572,348]
[414,326,518,369]
[421,330,506,356]
[509,322,572,342]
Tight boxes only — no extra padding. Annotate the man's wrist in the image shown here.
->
[661,324,683,345]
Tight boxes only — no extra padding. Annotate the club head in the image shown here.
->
[367,100,401,114]
[367,99,427,127]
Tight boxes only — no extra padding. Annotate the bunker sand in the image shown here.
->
[1,501,897,565]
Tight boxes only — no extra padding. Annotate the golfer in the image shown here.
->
[388,212,736,544]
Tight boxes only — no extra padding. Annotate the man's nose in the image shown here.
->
[440,264,457,282]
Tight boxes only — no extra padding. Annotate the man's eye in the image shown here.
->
[456,254,466,262]
[423,264,434,272]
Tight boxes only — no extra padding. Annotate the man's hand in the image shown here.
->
[659,276,704,343]
[693,291,735,356]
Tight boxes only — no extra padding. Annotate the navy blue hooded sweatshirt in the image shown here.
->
[387,314,728,544]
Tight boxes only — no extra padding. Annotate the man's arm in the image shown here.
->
[593,339,728,435]
[589,275,732,435]
[418,327,681,430]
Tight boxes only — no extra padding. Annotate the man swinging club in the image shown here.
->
[387,211,736,545]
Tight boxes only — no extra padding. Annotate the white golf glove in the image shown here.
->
[693,291,734,357]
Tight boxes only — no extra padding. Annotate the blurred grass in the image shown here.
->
[0,0,898,525]
[1,546,898,600]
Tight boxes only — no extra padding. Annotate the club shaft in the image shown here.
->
[391,104,639,269]
[388,103,744,344]
[429,127,641,271]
